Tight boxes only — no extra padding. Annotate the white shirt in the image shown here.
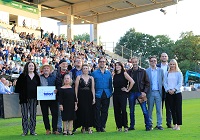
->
[161,63,168,75]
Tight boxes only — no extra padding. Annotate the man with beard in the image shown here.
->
[127,56,152,131]
[157,53,172,128]
[40,63,59,135]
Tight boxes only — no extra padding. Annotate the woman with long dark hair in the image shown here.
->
[113,62,134,132]
[15,61,40,136]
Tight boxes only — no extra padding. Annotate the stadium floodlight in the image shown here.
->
[160,8,167,15]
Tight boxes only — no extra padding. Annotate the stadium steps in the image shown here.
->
[105,50,127,63]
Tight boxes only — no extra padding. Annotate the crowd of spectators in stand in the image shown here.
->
[0,30,133,94]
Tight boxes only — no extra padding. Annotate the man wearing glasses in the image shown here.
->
[91,57,113,132]
[146,56,164,130]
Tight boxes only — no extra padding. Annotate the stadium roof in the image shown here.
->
[23,0,179,24]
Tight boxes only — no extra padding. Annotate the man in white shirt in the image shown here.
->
[157,53,172,128]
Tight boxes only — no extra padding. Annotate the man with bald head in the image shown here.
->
[157,53,172,128]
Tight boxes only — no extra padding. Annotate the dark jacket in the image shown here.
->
[157,63,169,69]
[127,67,150,94]
[15,73,40,104]
[55,67,68,89]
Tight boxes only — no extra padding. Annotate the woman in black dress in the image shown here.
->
[59,74,77,135]
[15,61,40,136]
[113,62,134,132]
[75,64,95,134]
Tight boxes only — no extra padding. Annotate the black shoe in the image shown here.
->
[155,126,164,130]
[58,128,62,133]
[30,132,37,136]
[128,127,135,131]
[67,131,74,135]
[167,124,172,128]
[72,128,77,133]
[96,128,101,132]
[146,127,153,131]
[101,128,106,132]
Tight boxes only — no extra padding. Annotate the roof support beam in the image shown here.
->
[82,1,176,23]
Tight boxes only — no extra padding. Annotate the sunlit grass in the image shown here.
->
[0,99,200,140]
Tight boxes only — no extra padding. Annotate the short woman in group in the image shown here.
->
[59,74,77,136]
[164,59,183,130]
[113,61,135,132]
[75,64,95,134]
[15,61,41,136]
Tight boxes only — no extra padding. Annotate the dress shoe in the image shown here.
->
[154,126,164,130]
[58,128,62,133]
[118,128,122,132]
[96,128,101,132]
[53,131,60,135]
[72,128,77,133]
[101,128,106,132]
[128,127,135,131]
[167,124,172,128]
[146,127,153,131]
[46,129,51,135]
[30,132,37,136]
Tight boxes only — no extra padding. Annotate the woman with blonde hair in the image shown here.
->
[59,74,77,135]
[164,59,183,130]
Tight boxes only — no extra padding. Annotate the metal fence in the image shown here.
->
[102,42,149,67]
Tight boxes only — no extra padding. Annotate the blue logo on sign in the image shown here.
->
[44,92,53,96]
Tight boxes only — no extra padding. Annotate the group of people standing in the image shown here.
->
[14,52,183,136]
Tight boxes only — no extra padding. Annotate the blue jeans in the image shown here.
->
[57,102,62,130]
[129,92,151,129]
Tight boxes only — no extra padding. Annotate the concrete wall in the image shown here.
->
[1,91,200,118]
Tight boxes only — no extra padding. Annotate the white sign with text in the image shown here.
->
[37,86,56,100]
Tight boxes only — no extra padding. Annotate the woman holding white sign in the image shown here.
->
[59,74,78,136]
[15,61,40,136]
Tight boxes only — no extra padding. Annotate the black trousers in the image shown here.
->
[166,93,182,125]
[162,86,172,125]
[113,93,128,128]
[95,92,110,130]
[21,98,37,134]
[40,100,58,132]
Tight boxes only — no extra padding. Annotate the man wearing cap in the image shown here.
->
[39,63,59,135]
[55,58,72,133]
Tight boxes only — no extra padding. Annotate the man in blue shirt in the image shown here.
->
[146,56,164,130]
[91,57,113,132]
[0,77,11,94]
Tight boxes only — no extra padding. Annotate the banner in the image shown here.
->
[37,86,56,100]
[0,0,38,14]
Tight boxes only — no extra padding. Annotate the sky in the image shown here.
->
[41,0,200,46]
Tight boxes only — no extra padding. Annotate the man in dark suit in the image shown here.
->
[157,53,172,128]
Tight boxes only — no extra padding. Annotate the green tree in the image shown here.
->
[74,33,90,42]
[115,28,174,67]
[173,32,200,75]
